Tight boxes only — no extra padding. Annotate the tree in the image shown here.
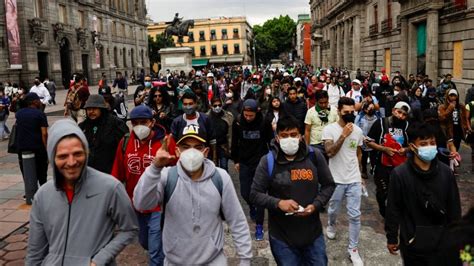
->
[253,15,296,64]
[148,33,175,70]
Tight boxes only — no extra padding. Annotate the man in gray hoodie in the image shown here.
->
[26,119,138,265]
[134,124,252,265]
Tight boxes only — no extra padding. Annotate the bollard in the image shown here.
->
[22,152,38,205]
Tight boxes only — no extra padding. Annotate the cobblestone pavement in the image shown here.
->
[0,86,472,265]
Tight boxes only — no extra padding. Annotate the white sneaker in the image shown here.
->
[326,225,336,240]
[348,248,364,266]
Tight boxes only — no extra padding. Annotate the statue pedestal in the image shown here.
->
[159,47,193,75]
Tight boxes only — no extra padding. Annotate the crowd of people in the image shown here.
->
[1,64,474,266]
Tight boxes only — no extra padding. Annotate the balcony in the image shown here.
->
[369,23,379,36]
[381,19,392,33]
[441,0,467,16]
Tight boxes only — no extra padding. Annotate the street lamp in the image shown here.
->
[252,41,256,68]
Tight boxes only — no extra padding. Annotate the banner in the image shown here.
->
[93,16,100,68]
[5,0,22,69]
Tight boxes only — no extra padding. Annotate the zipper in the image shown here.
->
[61,192,73,266]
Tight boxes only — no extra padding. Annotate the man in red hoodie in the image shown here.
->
[111,105,177,266]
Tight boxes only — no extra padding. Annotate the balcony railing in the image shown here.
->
[441,0,467,16]
[381,19,392,33]
[369,23,378,36]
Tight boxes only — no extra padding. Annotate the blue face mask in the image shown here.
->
[416,145,438,162]
[144,81,152,88]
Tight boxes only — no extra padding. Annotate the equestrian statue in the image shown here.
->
[165,13,194,45]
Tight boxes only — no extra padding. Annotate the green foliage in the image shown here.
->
[148,33,175,67]
[253,15,296,64]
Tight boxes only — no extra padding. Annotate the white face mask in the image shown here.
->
[179,148,205,172]
[225,92,233,98]
[279,137,300,156]
[133,125,151,140]
[393,90,400,96]
[265,88,272,95]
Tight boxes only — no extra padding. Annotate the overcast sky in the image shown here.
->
[146,0,311,26]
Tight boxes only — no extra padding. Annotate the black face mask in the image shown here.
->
[342,113,356,124]
[34,81,40,86]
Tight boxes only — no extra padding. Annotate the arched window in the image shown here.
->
[113,47,118,67]
[123,47,127,67]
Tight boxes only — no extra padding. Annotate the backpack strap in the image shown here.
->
[210,169,223,196]
[164,166,179,205]
[266,151,275,178]
[121,133,130,154]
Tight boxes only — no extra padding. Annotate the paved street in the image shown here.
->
[0,86,472,265]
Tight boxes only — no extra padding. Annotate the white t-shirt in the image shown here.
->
[184,112,199,127]
[321,122,364,184]
[324,84,344,108]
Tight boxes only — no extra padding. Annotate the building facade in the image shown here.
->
[296,14,312,65]
[0,0,149,89]
[148,17,253,68]
[310,0,474,96]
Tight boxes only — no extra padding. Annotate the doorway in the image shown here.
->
[82,54,89,81]
[60,38,72,89]
[37,52,49,80]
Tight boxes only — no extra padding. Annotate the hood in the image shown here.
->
[176,158,216,182]
[239,111,263,126]
[269,138,310,164]
[47,119,89,190]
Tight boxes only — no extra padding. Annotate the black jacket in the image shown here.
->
[250,140,335,247]
[283,98,307,134]
[385,158,461,253]
[231,112,272,165]
[79,112,129,174]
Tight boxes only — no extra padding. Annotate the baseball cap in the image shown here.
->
[176,124,207,145]
[448,89,458,96]
[24,92,40,103]
[394,101,411,114]
[352,79,362,85]
[283,72,290,77]
[206,72,214,78]
[129,105,153,120]
[294,77,302,82]
[243,99,258,112]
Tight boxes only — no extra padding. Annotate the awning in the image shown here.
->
[208,55,243,63]
[192,59,209,66]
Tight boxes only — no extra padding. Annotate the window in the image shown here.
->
[453,41,463,78]
[210,30,216,40]
[223,44,228,55]
[200,46,206,56]
[211,45,217,55]
[188,32,194,42]
[233,28,239,38]
[191,47,195,56]
[97,17,103,32]
[234,43,240,54]
[199,31,205,41]
[374,4,378,25]
[58,4,67,24]
[112,21,117,36]
[387,0,392,20]
[123,47,127,67]
[123,0,129,13]
[34,0,43,18]
[121,23,125,35]
[114,47,118,67]
[222,29,228,39]
[110,0,115,9]
[78,11,85,28]
[99,47,105,68]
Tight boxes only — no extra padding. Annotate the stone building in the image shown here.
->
[148,17,253,69]
[310,0,474,96]
[0,0,149,89]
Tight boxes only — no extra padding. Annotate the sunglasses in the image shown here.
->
[212,104,222,107]
[154,94,162,98]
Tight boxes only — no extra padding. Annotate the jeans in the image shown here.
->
[239,162,264,225]
[136,211,164,266]
[269,234,328,266]
[216,146,228,171]
[327,182,362,250]
[0,120,5,139]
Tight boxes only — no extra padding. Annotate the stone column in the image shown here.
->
[343,21,349,68]
[352,16,361,71]
[399,17,409,75]
[407,22,417,75]
[336,24,341,67]
[426,10,439,80]
[315,43,321,67]
[331,27,337,67]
